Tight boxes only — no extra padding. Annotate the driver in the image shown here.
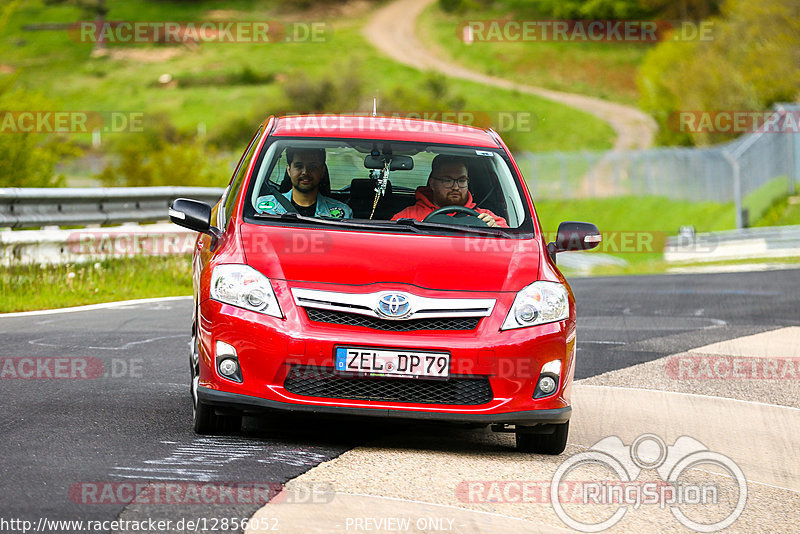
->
[391,155,507,227]
[255,148,352,219]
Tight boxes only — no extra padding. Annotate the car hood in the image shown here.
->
[239,224,540,292]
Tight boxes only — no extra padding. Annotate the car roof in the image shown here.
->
[269,115,502,148]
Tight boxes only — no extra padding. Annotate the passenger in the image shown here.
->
[256,148,352,219]
[391,155,507,227]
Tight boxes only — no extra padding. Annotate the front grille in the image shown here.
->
[305,308,480,331]
[284,366,493,405]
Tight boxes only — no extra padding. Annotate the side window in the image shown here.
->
[221,129,261,229]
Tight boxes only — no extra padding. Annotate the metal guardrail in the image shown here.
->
[0,224,197,266]
[664,225,800,263]
[0,187,224,229]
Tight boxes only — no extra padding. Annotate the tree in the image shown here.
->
[638,0,800,145]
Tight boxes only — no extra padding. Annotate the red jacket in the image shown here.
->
[391,187,509,227]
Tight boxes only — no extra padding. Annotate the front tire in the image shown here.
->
[190,329,241,434]
[516,421,569,454]
[192,374,242,434]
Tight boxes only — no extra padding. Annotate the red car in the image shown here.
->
[170,115,600,454]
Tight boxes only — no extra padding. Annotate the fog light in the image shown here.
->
[218,358,239,377]
[538,376,556,395]
[535,359,562,399]
[215,341,242,382]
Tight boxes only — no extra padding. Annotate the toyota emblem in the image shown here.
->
[377,293,412,318]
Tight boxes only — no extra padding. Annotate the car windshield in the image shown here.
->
[243,138,532,233]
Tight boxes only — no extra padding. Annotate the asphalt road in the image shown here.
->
[2,268,798,533]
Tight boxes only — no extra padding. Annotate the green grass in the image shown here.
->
[0,255,191,312]
[534,195,737,272]
[535,196,735,235]
[1,0,615,156]
[742,176,795,225]
[418,3,650,104]
[538,194,800,277]
[755,192,800,226]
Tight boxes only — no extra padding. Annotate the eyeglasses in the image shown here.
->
[432,177,469,188]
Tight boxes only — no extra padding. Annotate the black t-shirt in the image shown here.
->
[291,200,317,217]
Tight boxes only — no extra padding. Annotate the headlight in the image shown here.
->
[501,281,568,330]
[210,264,282,318]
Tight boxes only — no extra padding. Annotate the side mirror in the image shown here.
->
[547,221,601,262]
[169,198,213,234]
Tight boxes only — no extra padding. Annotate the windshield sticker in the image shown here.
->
[257,199,276,211]
[475,150,494,157]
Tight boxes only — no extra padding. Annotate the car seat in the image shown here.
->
[466,159,508,221]
[347,178,394,219]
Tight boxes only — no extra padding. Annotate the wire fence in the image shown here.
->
[516,104,800,227]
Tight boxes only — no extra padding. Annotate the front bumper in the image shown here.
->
[198,282,577,419]
[198,385,572,424]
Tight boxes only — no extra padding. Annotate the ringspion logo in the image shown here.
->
[550,434,747,532]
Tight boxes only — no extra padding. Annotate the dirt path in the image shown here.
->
[363,0,657,151]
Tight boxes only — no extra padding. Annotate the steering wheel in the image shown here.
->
[422,206,489,227]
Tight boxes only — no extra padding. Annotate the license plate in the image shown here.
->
[334,347,450,379]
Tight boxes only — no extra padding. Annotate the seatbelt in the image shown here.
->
[265,182,298,213]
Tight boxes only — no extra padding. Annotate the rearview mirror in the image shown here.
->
[364,155,414,171]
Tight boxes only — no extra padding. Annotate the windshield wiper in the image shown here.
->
[252,212,422,232]
[394,218,510,237]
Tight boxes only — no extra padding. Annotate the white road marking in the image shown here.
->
[0,296,191,318]
[27,334,185,350]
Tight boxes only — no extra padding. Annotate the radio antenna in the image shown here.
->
[372,97,377,117]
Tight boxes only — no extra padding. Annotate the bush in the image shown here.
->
[174,66,275,89]
[97,114,234,187]
[381,73,466,114]
[0,86,79,187]
[524,0,651,18]
[282,61,364,114]
[459,0,718,19]
[209,114,262,150]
